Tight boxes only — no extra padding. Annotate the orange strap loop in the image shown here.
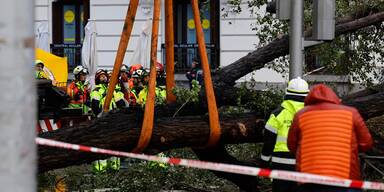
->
[191,0,221,147]
[103,0,139,112]
[132,0,161,153]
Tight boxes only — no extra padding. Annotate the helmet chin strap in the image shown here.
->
[101,80,108,84]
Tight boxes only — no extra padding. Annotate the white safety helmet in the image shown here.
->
[73,65,88,76]
[286,77,309,97]
[120,64,129,72]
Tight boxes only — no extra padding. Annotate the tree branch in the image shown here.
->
[214,11,384,86]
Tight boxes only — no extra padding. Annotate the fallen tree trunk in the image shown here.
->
[344,89,384,119]
[37,86,384,192]
[38,111,264,172]
[39,82,384,172]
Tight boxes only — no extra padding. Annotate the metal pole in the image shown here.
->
[165,0,176,103]
[0,0,36,191]
[289,0,304,79]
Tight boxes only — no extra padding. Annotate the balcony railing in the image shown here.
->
[50,44,82,70]
[161,43,218,73]
[50,43,218,73]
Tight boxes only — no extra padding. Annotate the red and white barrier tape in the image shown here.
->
[37,119,61,133]
[36,137,384,190]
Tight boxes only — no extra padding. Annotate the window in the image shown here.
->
[52,0,89,69]
[162,0,219,72]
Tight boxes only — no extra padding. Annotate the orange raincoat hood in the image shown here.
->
[304,84,341,105]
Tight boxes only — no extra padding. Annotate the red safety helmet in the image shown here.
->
[95,69,108,85]
[156,62,164,73]
[129,64,144,76]
[156,62,166,79]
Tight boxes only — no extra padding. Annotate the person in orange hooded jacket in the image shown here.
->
[288,84,373,192]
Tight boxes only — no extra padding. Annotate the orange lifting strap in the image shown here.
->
[103,0,139,112]
[132,0,161,153]
[165,0,177,103]
[191,0,221,147]
[133,0,220,151]
[104,0,219,153]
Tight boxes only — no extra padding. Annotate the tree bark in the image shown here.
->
[38,111,264,173]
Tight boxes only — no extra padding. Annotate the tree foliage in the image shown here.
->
[223,0,384,85]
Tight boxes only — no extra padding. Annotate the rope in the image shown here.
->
[191,0,221,147]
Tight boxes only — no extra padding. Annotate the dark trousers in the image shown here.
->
[271,162,297,192]
[296,184,362,192]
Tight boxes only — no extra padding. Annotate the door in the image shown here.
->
[52,0,90,69]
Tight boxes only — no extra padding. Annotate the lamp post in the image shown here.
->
[289,0,304,80]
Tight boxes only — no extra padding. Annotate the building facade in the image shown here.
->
[34,0,285,82]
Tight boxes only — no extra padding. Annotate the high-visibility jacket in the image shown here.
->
[35,70,48,79]
[67,81,90,113]
[137,86,166,105]
[90,84,126,116]
[261,97,304,166]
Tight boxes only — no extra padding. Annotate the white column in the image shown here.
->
[0,0,36,191]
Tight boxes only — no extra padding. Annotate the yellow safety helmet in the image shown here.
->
[35,60,44,67]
